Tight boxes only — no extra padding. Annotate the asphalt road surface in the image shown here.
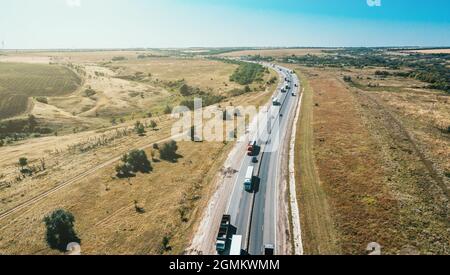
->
[226,63,300,255]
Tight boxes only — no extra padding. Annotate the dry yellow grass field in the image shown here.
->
[108,57,243,94]
[291,63,449,254]
[0,51,279,254]
[403,49,450,54]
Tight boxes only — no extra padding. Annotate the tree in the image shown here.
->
[179,84,192,96]
[135,121,146,136]
[244,85,251,93]
[43,209,80,252]
[18,157,28,170]
[149,120,158,131]
[116,150,152,178]
[111,117,117,125]
[159,140,179,162]
[115,162,134,178]
[127,150,152,173]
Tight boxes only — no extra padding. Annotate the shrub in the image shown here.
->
[149,120,158,130]
[84,88,96,97]
[159,140,179,162]
[35,97,48,104]
[343,76,352,82]
[135,121,146,136]
[164,105,173,115]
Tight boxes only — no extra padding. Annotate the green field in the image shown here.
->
[0,63,81,119]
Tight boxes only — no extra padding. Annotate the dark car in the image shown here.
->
[252,157,258,163]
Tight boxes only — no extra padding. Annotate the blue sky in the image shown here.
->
[1,0,449,49]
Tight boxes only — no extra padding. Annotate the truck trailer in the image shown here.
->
[229,235,242,256]
[216,215,231,253]
[244,166,254,192]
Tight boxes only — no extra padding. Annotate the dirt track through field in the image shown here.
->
[354,90,449,200]
[0,133,182,224]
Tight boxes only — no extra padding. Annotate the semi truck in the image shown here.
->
[272,97,281,106]
[247,140,257,156]
[216,215,231,253]
[229,235,242,256]
[244,166,254,192]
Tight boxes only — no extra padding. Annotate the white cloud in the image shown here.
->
[66,0,81,8]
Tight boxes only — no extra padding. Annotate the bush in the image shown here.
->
[19,157,28,169]
[43,209,80,252]
[149,120,158,130]
[135,121,146,136]
[343,76,352,82]
[35,97,48,104]
[179,84,193,96]
[84,88,96,97]
[112,56,126,61]
[159,140,179,162]
[164,105,173,115]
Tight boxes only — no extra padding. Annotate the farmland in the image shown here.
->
[0,63,81,119]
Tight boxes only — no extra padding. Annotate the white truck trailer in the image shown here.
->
[229,235,242,256]
[244,166,254,192]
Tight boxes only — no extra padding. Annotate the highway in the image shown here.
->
[225,63,300,255]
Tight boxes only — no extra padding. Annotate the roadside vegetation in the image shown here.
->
[229,62,266,85]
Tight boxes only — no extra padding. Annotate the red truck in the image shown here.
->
[247,140,257,156]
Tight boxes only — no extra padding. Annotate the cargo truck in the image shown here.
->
[244,166,254,192]
[216,215,231,253]
[272,97,281,106]
[247,140,257,153]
